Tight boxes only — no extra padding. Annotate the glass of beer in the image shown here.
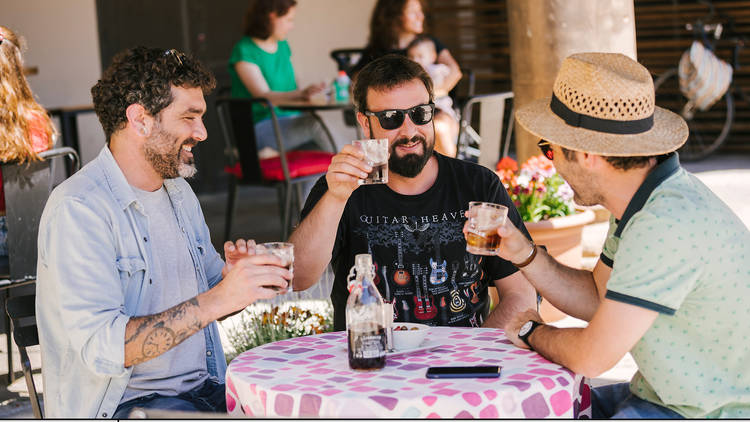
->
[256,242,294,293]
[465,202,508,255]
[352,138,389,185]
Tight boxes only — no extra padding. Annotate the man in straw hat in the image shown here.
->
[492,52,750,418]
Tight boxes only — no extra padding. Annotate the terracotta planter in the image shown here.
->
[525,209,595,322]
[488,209,596,322]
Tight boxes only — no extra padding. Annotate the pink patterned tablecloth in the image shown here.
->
[226,327,591,418]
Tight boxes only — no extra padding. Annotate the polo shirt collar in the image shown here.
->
[614,153,681,238]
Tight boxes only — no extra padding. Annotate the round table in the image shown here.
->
[225,327,591,418]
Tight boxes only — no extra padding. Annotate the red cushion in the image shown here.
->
[224,150,334,182]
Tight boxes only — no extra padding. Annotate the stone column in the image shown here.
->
[507,0,637,164]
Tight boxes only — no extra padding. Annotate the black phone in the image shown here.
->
[425,365,501,379]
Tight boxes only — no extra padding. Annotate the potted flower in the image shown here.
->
[495,155,595,321]
[221,300,334,362]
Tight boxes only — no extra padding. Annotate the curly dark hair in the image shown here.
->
[352,54,433,113]
[91,46,216,141]
[243,0,297,39]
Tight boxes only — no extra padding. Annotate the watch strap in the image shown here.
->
[519,320,542,351]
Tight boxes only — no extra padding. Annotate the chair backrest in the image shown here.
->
[458,92,515,169]
[216,97,265,184]
[1,147,79,281]
[330,48,364,74]
[5,294,38,348]
[449,67,477,107]
[216,97,296,183]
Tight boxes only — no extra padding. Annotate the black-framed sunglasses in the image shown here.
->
[364,103,435,130]
[538,140,554,160]
[164,48,185,66]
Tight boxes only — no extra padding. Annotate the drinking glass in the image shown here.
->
[352,138,389,184]
[465,202,508,255]
[256,242,294,293]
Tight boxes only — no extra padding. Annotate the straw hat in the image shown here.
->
[515,52,688,157]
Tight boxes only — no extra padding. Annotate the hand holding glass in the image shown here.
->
[352,138,389,185]
[255,242,294,293]
[465,202,508,255]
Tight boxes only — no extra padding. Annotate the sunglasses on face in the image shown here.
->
[538,140,554,160]
[364,103,435,130]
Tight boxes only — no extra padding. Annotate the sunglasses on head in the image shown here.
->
[538,140,554,160]
[364,103,435,130]
[164,48,185,66]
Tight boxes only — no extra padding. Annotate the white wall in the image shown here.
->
[287,0,377,147]
[3,0,376,162]
[3,0,105,164]
[288,0,375,86]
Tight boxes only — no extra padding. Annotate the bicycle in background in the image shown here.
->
[653,0,749,161]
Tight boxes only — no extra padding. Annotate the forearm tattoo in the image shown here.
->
[125,298,205,366]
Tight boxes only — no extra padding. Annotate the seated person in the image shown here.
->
[352,0,461,157]
[36,46,292,418]
[229,0,330,159]
[407,35,459,122]
[289,54,536,331]
[0,25,54,257]
[501,52,750,418]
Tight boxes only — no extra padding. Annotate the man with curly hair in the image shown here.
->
[36,47,292,418]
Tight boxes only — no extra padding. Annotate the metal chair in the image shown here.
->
[5,294,42,418]
[456,91,515,169]
[330,48,364,74]
[216,97,336,241]
[1,147,80,383]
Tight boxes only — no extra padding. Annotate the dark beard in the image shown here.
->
[388,135,433,178]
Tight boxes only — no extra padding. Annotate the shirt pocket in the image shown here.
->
[115,256,147,304]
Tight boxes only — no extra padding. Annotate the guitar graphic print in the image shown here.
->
[469,280,480,304]
[448,261,466,313]
[392,231,411,286]
[412,264,433,321]
[428,230,448,285]
[366,232,381,286]
[462,253,480,279]
[421,267,437,319]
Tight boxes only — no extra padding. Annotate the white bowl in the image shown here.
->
[391,322,430,350]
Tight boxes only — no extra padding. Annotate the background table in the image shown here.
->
[226,327,591,418]
[277,99,363,139]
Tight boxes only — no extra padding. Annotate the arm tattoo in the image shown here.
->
[125,297,205,366]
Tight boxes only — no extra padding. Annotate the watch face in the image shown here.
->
[519,321,533,337]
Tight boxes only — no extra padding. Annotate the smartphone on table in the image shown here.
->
[425,365,501,379]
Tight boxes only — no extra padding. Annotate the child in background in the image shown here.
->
[406,35,458,121]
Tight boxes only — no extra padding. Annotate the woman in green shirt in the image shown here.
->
[229,0,329,158]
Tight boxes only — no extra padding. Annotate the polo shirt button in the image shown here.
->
[102,413,107,417]
[143,236,148,242]
[206,350,212,356]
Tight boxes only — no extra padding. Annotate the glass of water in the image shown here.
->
[352,138,389,185]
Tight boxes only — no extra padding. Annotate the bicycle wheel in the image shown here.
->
[653,67,734,161]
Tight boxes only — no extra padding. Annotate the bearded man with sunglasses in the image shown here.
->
[290,55,536,331]
[497,53,750,418]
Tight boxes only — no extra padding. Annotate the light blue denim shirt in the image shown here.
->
[36,146,226,418]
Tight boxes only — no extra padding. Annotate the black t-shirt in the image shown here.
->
[300,153,531,331]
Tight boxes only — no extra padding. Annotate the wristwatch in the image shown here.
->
[518,320,543,351]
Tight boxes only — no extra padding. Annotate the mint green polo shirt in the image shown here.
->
[228,37,300,123]
[601,153,750,418]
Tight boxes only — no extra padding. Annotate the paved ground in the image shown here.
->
[1,153,747,418]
